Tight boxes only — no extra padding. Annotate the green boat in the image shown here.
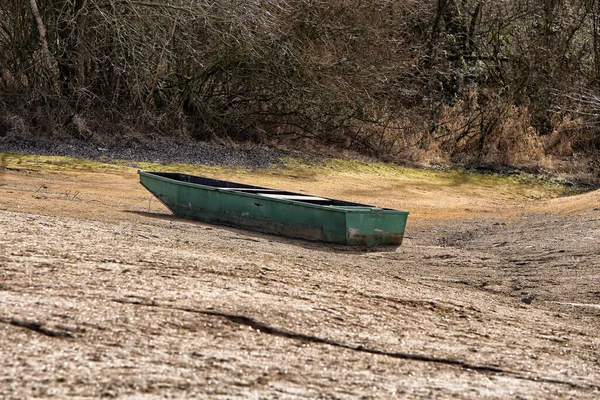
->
[138,171,409,246]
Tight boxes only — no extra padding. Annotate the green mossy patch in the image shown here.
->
[1,151,575,200]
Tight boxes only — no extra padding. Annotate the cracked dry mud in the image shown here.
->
[0,165,599,399]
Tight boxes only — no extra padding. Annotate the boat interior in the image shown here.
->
[147,172,384,208]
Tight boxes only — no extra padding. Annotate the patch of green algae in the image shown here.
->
[277,157,575,198]
[0,151,573,200]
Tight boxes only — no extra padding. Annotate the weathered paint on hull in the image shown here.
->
[138,171,408,246]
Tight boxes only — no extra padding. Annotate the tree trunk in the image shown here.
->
[56,0,87,98]
[594,0,600,80]
[29,0,56,81]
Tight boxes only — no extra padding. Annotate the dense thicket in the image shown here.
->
[1,0,600,168]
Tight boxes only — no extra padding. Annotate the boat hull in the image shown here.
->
[138,171,408,246]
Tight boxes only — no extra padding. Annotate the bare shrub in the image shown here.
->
[6,115,31,140]
[543,117,582,158]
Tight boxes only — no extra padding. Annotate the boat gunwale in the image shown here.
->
[138,170,409,215]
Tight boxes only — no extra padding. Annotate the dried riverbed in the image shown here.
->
[0,156,599,399]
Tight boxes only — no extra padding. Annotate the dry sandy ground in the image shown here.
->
[0,161,599,399]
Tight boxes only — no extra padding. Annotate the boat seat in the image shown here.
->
[258,193,330,201]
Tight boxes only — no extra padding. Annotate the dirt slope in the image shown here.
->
[0,160,599,399]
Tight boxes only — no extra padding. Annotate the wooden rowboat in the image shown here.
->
[138,171,409,246]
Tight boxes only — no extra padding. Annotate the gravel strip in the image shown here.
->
[0,136,299,168]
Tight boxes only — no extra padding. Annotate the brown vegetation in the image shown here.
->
[1,0,600,173]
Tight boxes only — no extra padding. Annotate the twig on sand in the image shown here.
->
[65,190,81,201]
